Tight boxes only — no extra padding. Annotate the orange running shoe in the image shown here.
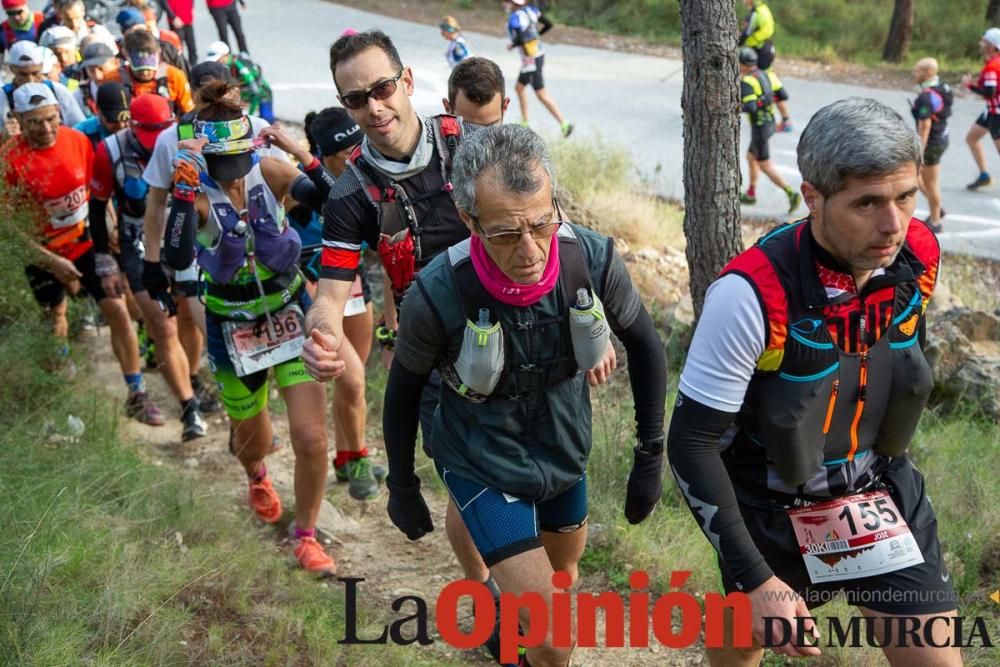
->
[294,536,337,577]
[248,474,282,524]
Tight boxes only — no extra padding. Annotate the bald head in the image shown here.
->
[914,57,939,83]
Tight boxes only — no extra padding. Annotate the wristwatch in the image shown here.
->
[638,435,664,454]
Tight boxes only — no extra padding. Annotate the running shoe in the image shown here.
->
[180,403,207,442]
[561,122,574,138]
[334,457,387,483]
[194,379,221,414]
[739,191,757,205]
[776,120,794,133]
[125,391,166,426]
[966,174,992,190]
[248,473,283,523]
[787,190,802,214]
[341,456,381,501]
[294,536,337,577]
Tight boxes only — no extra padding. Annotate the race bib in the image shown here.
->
[788,490,923,584]
[344,274,366,318]
[520,56,537,74]
[43,185,89,229]
[222,303,305,377]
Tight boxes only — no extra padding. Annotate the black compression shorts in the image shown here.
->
[517,53,546,90]
[719,456,958,615]
[975,111,1000,140]
[923,140,948,167]
[25,248,107,308]
[749,123,774,161]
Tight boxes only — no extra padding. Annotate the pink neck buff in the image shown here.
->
[469,234,560,307]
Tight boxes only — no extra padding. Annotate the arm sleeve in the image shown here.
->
[667,394,775,591]
[382,360,429,488]
[89,198,111,254]
[678,274,765,412]
[319,172,371,281]
[289,173,326,214]
[538,13,553,34]
[163,194,198,270]
[393,278,449,376]
[302,157,336,196]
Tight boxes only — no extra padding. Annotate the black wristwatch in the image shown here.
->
[637,435,664,454]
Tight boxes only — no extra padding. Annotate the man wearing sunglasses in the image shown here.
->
[382,124,667,667]
[0,0,44,60]
[2,40,86,138]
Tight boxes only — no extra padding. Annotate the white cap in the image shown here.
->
[983,27,1000,49]
[40,46,58,75]
[12,82,58,113]
[203,40,230,63]
[7,40,43,68]
[40,26,77,51]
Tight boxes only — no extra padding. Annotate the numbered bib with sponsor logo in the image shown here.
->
[344,274,366,318]
[222,304,305,377]
[788,489,923,584]
[43,185,89,229]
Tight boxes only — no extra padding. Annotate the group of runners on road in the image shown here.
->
[0,1,981,665]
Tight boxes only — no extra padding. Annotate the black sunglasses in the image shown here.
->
[339,69,405,110]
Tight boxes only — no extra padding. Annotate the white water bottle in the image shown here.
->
[569,288,610,371]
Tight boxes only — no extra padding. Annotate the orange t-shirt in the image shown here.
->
[110,64,194,114]
[3,126,94,259]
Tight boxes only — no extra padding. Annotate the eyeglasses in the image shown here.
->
[339,69,405,110]
[474,204,564,246]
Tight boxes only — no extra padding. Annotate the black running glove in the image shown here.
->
[387,477,434,540]
[624,437,665,524]
[142,260,176,316]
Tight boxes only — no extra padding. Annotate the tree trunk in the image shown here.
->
[882,0,915,63]
[679,0,743,318]
[988,0,1000,24]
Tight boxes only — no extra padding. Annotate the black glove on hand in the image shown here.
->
[142,260,176,316]
[387,477,434,540]
[624,439,665,524]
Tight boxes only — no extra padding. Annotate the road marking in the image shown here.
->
[938,229,1000,239]
[914,210,1000,227]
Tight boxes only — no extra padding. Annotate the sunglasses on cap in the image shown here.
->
[202,136,268,156]
[339,69,405,110]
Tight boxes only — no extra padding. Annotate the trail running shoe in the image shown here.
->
[561,122,574,138]
[248,473,283,524]
[739,191,757,205]
[340,456,381,501]
[125,392,165,426]
[180,404,207,442]
[787,190,802,214]
[334,457,387,484]
[294,536,337,577]
[194,380,220,414]
[966,174,992,190]
[776,120,794,133]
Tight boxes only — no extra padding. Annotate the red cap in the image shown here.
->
[130,94,173,150]
[2,0,29,9]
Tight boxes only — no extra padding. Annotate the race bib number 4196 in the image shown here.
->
[788,490,924,584]
[222,304,305,377]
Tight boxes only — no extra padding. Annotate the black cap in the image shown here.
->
[309,107,362,156]
[96,82,131,123]
[189,61,234,90]
[738,47,758,65]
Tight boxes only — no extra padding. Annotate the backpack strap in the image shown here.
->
[3,83,13,110]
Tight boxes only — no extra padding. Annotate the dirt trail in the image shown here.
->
[83,324,707,666]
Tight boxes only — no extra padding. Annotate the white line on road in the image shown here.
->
[938,229,1000,239]
[915,210,1000,227]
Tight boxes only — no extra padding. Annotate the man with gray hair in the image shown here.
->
[382,124,667,667]
[668,98,958,665]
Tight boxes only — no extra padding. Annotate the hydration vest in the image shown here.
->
[720,219,939,501]
[435,223,609,402]
[118,64,172,111]
[912,83,954,136]
[741,69,774,126]
[416,222,617,502]
[347,114,463,294]
[103,128,151,226]
[197,159,301,287]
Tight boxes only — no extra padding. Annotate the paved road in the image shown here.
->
[185,0,996,258]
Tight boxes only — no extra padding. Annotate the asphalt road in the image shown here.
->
[141,0,1000,257]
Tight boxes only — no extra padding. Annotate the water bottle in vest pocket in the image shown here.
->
[199,222,249,284]
[378,228,416,293]
[569,288,610,370]
[454,308,504,396]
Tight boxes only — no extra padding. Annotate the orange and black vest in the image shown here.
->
[720,218,939,501]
